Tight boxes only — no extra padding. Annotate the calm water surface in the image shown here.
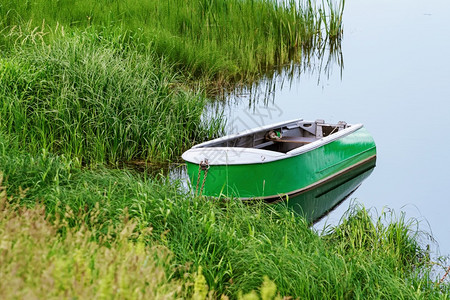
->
[218,0,450,255]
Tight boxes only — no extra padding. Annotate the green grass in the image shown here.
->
[0,0,343,82]
[0,187,191,299]
[0,134,448,298]
[0,30,224,165]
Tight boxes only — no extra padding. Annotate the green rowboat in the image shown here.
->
[182,119,376,202]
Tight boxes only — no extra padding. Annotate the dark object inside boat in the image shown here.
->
[202,120,349,153]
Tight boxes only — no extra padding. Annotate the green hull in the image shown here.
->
[185,127,376,200]
[280,158,376,223]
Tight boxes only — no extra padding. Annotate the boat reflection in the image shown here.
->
[275,158,376,224]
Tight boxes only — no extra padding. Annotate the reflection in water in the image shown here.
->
[276,158,376,223]
[204,38,345,141]
[216,38,344,110]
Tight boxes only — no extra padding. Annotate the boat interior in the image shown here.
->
[197,120,350,153]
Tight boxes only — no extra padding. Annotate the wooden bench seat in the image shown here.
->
[273,136,317,144]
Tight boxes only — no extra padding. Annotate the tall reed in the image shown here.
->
[0,0,344,81]
[0,31,223,165]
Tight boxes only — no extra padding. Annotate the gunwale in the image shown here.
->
[182,121,363,165]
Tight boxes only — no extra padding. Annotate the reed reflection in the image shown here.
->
[212,37,344,122]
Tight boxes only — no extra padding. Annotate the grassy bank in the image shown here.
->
[0,189,190,299]
[1,136,448,298]
[0,0,343,82]
[0,31,223,165]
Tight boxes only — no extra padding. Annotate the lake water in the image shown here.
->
[216,0,450,256]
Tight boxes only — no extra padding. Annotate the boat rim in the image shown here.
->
[192,118,304,149]
[182,123,364,165]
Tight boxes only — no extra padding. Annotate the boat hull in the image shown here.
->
[185,127,376,200]
[281,157,376,223]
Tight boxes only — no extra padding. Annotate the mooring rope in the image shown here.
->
[200,166,209,196]
[195,161,203,195]
[195,159,209,196]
